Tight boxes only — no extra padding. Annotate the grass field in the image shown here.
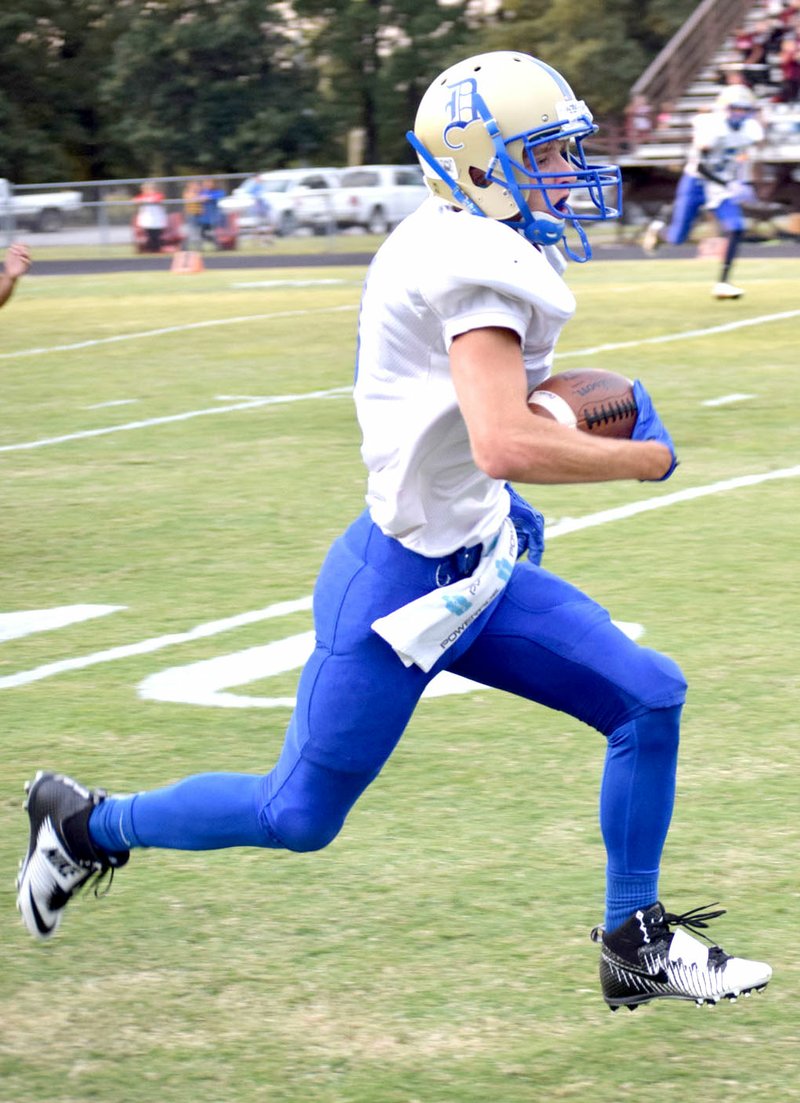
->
[2,250,799,1103]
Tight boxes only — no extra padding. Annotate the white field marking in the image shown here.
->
[231,279,349,289]
[138,621,645,708]
[0,386,352,454]
[544,464,800,539]
[2,304,796,368]
[86,399,139,410]
[4,308,798,454]
[702,393,756,407]
[1,464,797,694]
[0,303,358,361]
[0,604,126,643]
[556,308,800,360]
[0,596,312,690]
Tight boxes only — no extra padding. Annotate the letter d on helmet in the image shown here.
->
[407,51,623,262]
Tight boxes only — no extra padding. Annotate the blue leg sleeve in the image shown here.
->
[90,774,271,851]
[600,706,681,929]
[451,559,686,930]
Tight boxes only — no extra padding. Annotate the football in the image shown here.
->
[528,369,637,438]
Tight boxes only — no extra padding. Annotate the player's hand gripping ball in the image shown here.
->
[528,369,637,438]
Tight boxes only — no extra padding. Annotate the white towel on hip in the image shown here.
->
[371,518,518,672]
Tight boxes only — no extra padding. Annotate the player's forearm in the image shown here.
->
[473,417,672,484]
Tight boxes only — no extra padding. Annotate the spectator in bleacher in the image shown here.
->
[733,24,755,61]
[0,242,31,310]
[656,100,675,131]
[642,84,764,300]
[624,93,653,149]
[742,21,771,87]
[779,0,800,28]
[778,31,800,101]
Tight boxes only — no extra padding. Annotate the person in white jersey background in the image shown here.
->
[642,83,765,300]
[18,51,771,1011]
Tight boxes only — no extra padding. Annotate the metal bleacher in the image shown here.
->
[621,0,800,215]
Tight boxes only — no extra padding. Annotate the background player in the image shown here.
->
[18,52,771,1011]
[642,83,764,299]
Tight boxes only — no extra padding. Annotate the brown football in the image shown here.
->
[528,369,637,438]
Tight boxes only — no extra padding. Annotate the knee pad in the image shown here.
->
[267,804,344,853]
[574,630,687,734]
[259,754,375,853]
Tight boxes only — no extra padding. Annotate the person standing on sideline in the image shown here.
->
[181,179,204,250]
[134,180,168,253]
[642,84,764,299]
[197,178,226,248]
[18,51,771,1012]
[0,242,31,309]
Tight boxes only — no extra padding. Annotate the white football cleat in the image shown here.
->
[592,902,772,1010]
[712,281,744,299]
[642,219,665,255]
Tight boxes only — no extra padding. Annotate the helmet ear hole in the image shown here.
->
[469,167,490,188]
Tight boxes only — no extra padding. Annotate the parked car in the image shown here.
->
[319,164,429,234]
[219,168,341,236]
[0,177,82,232]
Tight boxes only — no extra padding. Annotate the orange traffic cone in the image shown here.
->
[171,250,205,274]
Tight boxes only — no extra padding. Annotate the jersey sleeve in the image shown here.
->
[417,213,573,351]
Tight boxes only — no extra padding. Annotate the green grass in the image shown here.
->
[20,231,387,262]
[2,255,800,1102]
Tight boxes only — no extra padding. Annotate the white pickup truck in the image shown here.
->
[0,177,83,232]
[299,164,428,235]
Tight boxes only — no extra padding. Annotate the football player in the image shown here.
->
[642,83,764,299]
[18,52,771,1011]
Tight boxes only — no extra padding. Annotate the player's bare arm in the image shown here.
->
[0,242,31,309]
[450,326,673,484]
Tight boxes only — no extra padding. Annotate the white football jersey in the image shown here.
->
[354,198,576,557]
[685,110,763,207]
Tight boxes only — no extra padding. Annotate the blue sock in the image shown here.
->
[89,773,276,851]
[605,870,659,932]
[600,707,680,930]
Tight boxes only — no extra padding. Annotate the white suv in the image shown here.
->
[219,168,341,236]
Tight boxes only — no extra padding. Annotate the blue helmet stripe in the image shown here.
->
[531,57,575,98]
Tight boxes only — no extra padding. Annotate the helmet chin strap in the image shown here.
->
[506,208,593,263]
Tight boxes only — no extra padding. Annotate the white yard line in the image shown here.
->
[702,393,756,407]
[2,308,798,455]
[0,304,358,361]
[2,462,798,691]
[0,387,352,453]
[0,597,313,690]
[86,399,140,409]
[556,309,800,360]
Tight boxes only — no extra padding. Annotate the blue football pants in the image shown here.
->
[667,173,745,244]
[92,512,687,912]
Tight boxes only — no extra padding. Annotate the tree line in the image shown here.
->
[0,0,698,184]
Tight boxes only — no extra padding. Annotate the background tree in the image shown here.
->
[0,0,125,182]
[0,0,715,182]
[99,0,320,177]
[292,0,476,165]
[485,0,700,120]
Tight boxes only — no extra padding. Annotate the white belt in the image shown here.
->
[371,517,517,672]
